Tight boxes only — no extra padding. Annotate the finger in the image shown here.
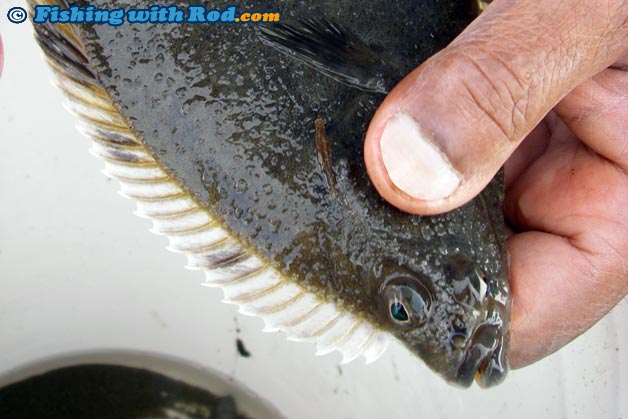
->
[555,68,628,171]
[504,118,627,237]
[504,115,550,189]
[508,231,628,368]
[503,113,628,366]
[612,51,628,70]
[364,0,628,215]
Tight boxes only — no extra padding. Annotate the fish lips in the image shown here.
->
[438,255,510,387]
[396,297,509,388]
[451,301,510,388]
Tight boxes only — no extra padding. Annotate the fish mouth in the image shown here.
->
[453,303,510,388]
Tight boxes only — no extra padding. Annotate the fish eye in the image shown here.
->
[390,301,409,323]
[376,262,434,328]
[384,283,432,327]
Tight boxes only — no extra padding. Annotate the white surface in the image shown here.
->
[1,2,627,418]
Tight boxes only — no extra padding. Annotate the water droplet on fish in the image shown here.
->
[235,179,248,193]
[175,87,187,99]
[421,225,433,241]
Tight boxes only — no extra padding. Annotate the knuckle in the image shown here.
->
[439,46,533,147]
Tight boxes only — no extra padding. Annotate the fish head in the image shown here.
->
[257,14,511,387]
[371,253,509,387]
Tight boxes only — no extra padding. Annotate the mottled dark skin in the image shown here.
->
[43,0,510,386]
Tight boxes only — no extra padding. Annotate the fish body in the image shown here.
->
[29,0,511,387]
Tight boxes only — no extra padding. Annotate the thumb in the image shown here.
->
[364,0,628,215]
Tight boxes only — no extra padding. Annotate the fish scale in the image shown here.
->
[29,0,511,387]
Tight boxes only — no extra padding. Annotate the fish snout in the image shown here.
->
[444,255,510,387]
[453,301,510,387]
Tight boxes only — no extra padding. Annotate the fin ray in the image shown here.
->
[260,19,393,93]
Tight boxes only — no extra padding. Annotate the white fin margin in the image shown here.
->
[36,17,389,365]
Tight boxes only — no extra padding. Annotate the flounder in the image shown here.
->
[29,0,511,387]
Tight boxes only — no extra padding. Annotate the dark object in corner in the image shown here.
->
[237,339,252,358]
[0,364,250,419]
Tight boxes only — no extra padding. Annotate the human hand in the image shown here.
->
[364,0,628,368]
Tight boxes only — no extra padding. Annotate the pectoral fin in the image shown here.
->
[259,19,393,94]
[314,118,337,196]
